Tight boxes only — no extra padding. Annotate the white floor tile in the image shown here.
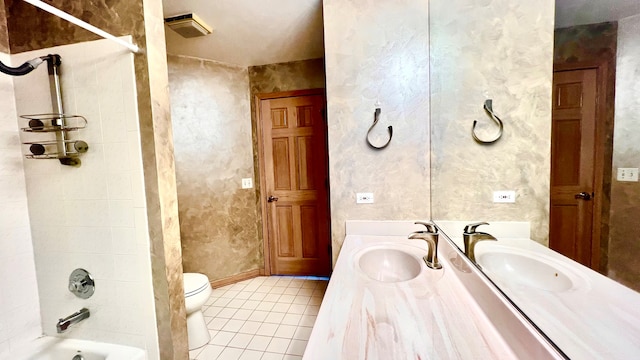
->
[210,331,236,346]
[286,304,306,315]
[277,295,295,303]
[213,298,233,307]
[263,293,281,302]
[286,340,307,356]
[282,355,302,360]
[222,319,245,333]
[229,283,247,291]
[255,301,276,312]
[281,314,301,326]
[235,291,253,300]
[221,290,241,299]
[256,285,272,293]
[241,300,261,310]
[304,305,320,316]
[228,333,253,349]
[293,326,312,341]
[218,346,244,360]
[238,349,263,360]
[264,312,285,324]
[217,307,238,319]
[292,296,310,305]
[246,335,271,351]
[204,306,224,317]
[196,344,225,360]
[283,287,299,296]
[232,309,253,321]
[271,303,291,313]
[208,318,229,331]
[248,310,269,322]
[238,321,262,335]
[297,288,314,296]
[227,299,246,309]
[268,287,286,295]
[189,346,204,360]
[298,315,316,327]
[249,292,268,301]
[274,324,296,339]
[256,322,279,336]
[260,353,284,360]
[266,337,291,354]
[308,296,323,305]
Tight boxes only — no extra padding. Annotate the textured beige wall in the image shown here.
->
[430,0,555,244]
[168,55,262,282]
[609,14,640,292]
[323,0,431,263]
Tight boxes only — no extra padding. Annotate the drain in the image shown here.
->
[72,353,85,360]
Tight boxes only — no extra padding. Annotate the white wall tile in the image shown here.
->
[10,39,157,355]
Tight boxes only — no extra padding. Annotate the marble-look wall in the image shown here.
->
[323,0,431,263]
[430,0,555,244]
[3,0,188,358]
[609,14,640,292]
[168,54,262,282]
[0,0,8,53]
[553,21,618,273]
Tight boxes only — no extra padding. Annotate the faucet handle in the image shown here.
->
[463,221,490,234]
[415,221,437,233]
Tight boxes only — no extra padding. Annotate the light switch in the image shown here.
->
[617,168,639,182]
[241,178,253,189]
[356,193,374,204]
[493,190,516,203]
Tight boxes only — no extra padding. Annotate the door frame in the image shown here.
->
[255,88,329,276]
[552,60,612,271]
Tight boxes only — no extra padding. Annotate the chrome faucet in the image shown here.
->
[462,222,497,263]
[56,308,90,333]
[408,221,442,269]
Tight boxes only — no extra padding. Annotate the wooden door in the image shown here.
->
[258,90,331,276]
[549,69,597,267]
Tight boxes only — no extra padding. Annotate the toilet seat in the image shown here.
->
[184,273,210,298]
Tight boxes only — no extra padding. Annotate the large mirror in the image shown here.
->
[430,0,640,357]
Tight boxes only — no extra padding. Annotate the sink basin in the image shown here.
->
[356,247,422,283]
[477,250,574,292]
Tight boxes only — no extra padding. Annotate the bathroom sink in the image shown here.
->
[356,246,422,283]
[476,250,574,292]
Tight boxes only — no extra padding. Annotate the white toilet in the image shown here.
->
[183,272,212,350]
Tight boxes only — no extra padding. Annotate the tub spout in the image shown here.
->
[56,308,90,333]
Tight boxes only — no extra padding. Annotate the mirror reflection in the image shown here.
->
[431,0,640,358]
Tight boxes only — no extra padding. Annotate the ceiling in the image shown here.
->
[161,1,640,66]
[555,0,640,28]
[161,0,324,67]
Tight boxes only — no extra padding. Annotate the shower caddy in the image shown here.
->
[19,54,89,166]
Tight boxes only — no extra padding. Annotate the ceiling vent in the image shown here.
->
[164,13,213,38]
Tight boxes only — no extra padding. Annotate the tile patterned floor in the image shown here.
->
[189,276,328,360]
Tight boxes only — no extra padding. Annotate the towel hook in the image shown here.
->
[366,108,393,150]
[472,99,503,144]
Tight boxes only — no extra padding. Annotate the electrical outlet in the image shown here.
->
[617,168,639,182]
[356,192,374,204]
[493,190,516,203]
[241,178,253,189]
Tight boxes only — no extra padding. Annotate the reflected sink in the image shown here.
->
[477,250,574,292]
[356,247,422,283]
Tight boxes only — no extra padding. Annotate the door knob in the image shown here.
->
[575,192,592,200]
[267,196,279,202]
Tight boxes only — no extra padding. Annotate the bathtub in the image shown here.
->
[1,337,146,360]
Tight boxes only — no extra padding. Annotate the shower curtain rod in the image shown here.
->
[22,0,140,54]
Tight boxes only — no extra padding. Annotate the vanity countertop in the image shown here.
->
[304,221,562,359]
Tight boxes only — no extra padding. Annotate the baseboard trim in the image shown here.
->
[210,268,263,288]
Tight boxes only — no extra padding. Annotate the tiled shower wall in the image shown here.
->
[11,39,159,358]
[429,0,555,243]
[0,52,41,356]
[323,0,431,262]
[609,13,640,291]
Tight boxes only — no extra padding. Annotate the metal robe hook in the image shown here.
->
[366,108,393,150]
[472,99,504,144]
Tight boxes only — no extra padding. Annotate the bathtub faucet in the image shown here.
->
[56,308,90,333]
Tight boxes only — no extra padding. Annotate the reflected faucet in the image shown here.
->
[408,221,442,269]
[463,222,497,263]
[56,308,90,333]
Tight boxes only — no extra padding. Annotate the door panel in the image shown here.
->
[550,69,597,266]
[260,91,331,276]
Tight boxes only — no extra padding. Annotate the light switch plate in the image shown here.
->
[617,168,639,182]
[493,190,516,203]
[356,192,374,204]
[241,178,253,189]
